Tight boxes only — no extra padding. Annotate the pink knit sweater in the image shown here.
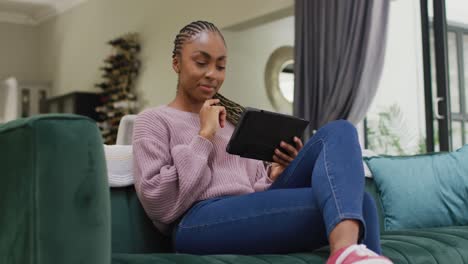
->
[132,105,273,234]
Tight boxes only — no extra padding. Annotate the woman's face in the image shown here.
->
[173,31,227,103]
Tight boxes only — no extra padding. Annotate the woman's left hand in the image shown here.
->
[269,137,303,181]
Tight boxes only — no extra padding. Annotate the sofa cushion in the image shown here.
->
[111,226,468,264]
[112,251,329,264]
[0,114,110,264]
[111,186,172,254]
[364,145,468,231]
[380,226,468,264]
[110,178,384,254]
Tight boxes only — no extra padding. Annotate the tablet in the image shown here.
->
[226,107,309,162]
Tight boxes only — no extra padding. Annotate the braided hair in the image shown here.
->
[172,20,245,125]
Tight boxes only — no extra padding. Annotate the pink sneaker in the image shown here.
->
[326,244,393,264]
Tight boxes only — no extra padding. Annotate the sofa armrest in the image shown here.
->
[0,114,110,264]
[116,115,136,145]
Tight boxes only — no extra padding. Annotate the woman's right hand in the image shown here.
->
[199,99,226,141]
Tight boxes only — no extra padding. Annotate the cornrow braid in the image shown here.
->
[172,20,225,59]
[213,93,245,126]
[173,21,244,125]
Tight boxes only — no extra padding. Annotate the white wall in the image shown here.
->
[0,22,39,82]
[4,0,466,152]
[222,16,294,112]
[36,0,294,110]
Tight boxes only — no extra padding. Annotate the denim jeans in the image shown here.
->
[172,120,381,255]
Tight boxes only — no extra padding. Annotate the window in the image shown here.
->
[446,24,468,149]
[364,0,427,155]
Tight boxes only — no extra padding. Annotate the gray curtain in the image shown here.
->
[293,0,390,137]
[347,0,390,124]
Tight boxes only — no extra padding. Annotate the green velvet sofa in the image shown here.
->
[2,114,468,264]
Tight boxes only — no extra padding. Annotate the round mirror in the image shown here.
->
[264,46,294,114]
[278,60,294,103]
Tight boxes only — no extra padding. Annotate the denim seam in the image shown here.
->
[325,213,364,235]
[279,138,323,185]
[323,140,343,218]
[178,205,316,230]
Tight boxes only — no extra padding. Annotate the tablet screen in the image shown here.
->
[226,107,309,161]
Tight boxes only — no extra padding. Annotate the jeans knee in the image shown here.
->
[325,119,355,132]
[315,119,357,139]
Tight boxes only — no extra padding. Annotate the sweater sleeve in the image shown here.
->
[253,161,274,192]
[132,112,213,224]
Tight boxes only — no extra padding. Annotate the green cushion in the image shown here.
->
[108,174,468,263]
[111,186,171,254]
[112,251,329,264]
[0,114,110,264]
[108,167,468,263]
[108,178,384,254]
[364,145,468,231]
[380,226,468,264]
[111,226,468,264]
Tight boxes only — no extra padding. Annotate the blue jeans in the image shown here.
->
[172,120,381,255]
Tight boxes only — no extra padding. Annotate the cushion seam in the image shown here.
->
[282,254,313,264]
[379,242,411,264]
[33,119,39,264]
[383,238,439,263]
[201,255,232,264]
[209,255,270,264]
[126,187,137,253]
[384,234,465,263]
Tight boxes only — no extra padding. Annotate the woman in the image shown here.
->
[133,21,392,264]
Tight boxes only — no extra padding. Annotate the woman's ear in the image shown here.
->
[172,57,180,73]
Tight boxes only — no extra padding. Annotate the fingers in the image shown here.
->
[274,148,294,163]
[204,98,220,107]
[294,136,304,151]
[218,106,227,128]
[280,141,299,158]
[272,155,289,167]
